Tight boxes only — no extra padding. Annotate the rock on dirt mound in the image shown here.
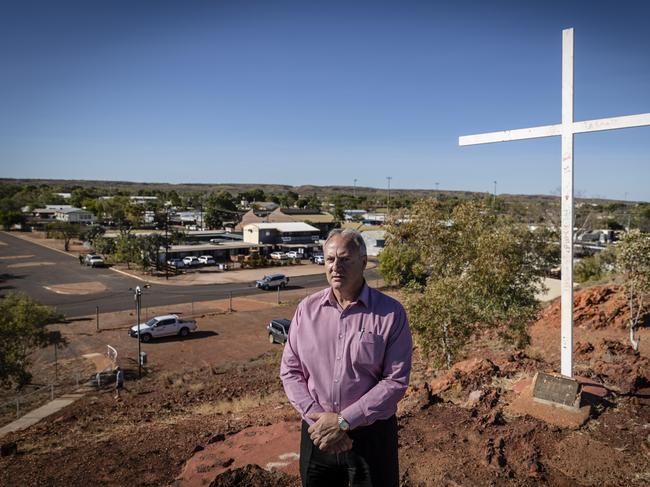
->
[537,284,634,330]
[208,464,299,487]
[585,339,650,394]
[429,357,500,397]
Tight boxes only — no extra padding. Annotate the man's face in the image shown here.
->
[324,235,367,295]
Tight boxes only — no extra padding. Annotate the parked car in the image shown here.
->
[270,251,288,260]
[129,314,198,342]
[312,254,325,265]
[255,274,289,290]
[84,254,99,265]
[198,255,216,265]
[285,251,301,259]
[167,258,186,269]
[267,318,291,344]
[183,256,201,267]
[87,255,105,268]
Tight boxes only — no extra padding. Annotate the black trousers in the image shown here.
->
[299,416,399,487]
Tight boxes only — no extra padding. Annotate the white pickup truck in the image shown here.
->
[129,314,198,342]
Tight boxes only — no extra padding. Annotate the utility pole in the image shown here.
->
[386,176,392,211]
[624,192,631,230]
[353,178,357,199]
[164,207,169,280]
[493,180,497,208]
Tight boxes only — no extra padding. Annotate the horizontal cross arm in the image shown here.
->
[459,124,561,146]
[572,113,650,135]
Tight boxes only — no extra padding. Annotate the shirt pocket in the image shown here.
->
[354,331,384,368]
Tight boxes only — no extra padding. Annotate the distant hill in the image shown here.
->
[0,177,634,204]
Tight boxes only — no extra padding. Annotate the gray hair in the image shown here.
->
[324,228,367,257]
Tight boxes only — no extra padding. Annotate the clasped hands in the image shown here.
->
[307,412,353,454]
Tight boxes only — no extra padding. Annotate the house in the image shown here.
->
[236,207,338,238]
[54,207,96,224]
[344,209,368,221]
[130,196,158,205]
[362,213,386,225]
[249,201,279,211]
[361,230,386,257]
[235,209,274,231]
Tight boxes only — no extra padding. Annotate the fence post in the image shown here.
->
[96,305,99,332]
[277,286,280,305]
[229,292,233,312]
[54,343,58,380]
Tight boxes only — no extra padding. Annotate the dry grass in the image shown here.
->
[192,391,288,416]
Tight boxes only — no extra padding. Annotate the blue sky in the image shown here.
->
[1,1,649,200]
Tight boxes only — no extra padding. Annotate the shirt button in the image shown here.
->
[334,401,338,406]
[338,334,343,339]
[336,356,341,360]
[334,379,339,383]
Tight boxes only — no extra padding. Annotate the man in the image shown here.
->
[281,229,412,487]
[114,366,124,399]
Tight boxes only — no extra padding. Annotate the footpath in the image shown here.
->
[0,390,89,439]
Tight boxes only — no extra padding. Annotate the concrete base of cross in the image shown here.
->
[505,374,608,429]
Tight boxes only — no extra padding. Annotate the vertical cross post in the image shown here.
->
[560,29,574,377]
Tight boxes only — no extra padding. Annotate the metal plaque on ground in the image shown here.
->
[532,372,580,410]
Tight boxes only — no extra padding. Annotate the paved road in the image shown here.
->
[0,232,379,317]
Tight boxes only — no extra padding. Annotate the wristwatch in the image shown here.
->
[337,415,350,431]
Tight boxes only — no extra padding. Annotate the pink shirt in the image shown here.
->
[280,282,412,430]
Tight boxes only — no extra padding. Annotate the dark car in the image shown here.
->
[267,318,291,344]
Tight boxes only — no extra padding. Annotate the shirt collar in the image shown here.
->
[321,280,370,309]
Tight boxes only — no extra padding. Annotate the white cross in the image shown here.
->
[459,28,650,378]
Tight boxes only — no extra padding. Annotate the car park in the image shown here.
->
[270,251,288,260]
[129,314,198,342]
[167,258,186,269]
[183,256,201,267]
[198,255,216,265]
[267,318,291,344]
[255,273,289,290]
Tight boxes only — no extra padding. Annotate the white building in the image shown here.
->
[54,207,96,224]
[361,230,386,257]
[243,222,320,245]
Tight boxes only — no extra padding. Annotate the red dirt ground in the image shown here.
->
[1,284,650,486]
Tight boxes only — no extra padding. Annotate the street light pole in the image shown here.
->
[135,286,142,378]
[386,176,392,211]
